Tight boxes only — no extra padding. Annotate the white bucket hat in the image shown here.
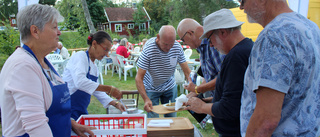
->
[200,8,244,39]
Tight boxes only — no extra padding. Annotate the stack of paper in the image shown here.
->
[147,119,173,128]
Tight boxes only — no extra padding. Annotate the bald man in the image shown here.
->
[177,18,225,99]
[135,25,191,118]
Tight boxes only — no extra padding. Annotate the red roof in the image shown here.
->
[105,8,135,22]
[105,7,150,22]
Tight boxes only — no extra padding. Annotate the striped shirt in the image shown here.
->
[137,37,186,92]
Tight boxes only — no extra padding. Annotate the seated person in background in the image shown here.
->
[141,38,148,51]
[116,39,131,64]
[111,38,119,51]
[123,38,134,51]
[58,41,69,59]
[53,47,60,54]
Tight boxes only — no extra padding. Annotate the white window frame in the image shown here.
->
[11,19,16,24]
[128,23,134,29]
[115,24,122,32]
[139,23,146,31]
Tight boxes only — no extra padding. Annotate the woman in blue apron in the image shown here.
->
[62,31,124,121]
[0,4,95,137]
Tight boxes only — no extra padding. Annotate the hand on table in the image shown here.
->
[115,102,126,112]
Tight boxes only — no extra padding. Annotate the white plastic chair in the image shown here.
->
[117,55,134,81]
[71,51,76,57]
[46,54,64,75]
[174,69,185,95]
[134,47,140,53]
[98,72,104,85]
[109,54,120,76]
[59,58,69,76]
[46,54,63,61]
[96,57,112,75]
[184,49,192,60]
[104,58,113,75]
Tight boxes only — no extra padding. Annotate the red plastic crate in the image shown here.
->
[71,114,147,137]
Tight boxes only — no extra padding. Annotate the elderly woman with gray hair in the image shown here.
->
[0,4,95,137]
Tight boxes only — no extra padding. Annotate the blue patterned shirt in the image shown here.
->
[240,12,320,136]
[197,39,225,83]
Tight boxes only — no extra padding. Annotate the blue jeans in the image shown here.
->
[146,85,177,118]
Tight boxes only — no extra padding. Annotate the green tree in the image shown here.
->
[132,3,148,35]
[39,0,56,6]
[55,0,83,30]
[0,0,18,21]
[142,0,170,35]
[166,0,238,27]
[81,0,96,33]
[87,0,107,28]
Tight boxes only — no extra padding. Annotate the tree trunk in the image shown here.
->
[81,0,96,33]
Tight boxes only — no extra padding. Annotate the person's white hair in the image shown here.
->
[120,39,127,46]
[17,4,64,43]
[58,41,63,46]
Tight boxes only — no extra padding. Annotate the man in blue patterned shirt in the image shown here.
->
[177,18,225,99]
[240,0,320,136]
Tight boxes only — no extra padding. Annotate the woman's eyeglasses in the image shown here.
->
[99,44,109,52]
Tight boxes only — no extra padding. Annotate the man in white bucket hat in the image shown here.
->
[185,8,254,136]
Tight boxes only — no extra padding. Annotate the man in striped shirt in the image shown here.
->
[135,25,191,118]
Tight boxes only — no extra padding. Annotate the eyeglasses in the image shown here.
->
[98,43,109,52]
[238,0,245,6]
[180,31,188,42]
[207,31,215,45]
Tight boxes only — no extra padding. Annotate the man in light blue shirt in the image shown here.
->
[240,0,320,136]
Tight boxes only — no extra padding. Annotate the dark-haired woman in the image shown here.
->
[62,31,125,122]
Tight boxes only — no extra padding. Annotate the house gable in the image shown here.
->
[103,7,151,37]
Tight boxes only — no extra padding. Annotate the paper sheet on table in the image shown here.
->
[175,94,188,111]
[148,119,173,128]
[149,119,173,124]
[147,123,171,127]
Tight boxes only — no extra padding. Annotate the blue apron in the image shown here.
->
[13,45,71,137]
[70,51,98,120]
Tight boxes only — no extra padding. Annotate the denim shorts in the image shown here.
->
[146,85,177,118]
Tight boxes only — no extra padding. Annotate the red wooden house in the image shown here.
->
[103,7,151,37]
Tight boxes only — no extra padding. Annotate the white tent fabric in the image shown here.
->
[288,0,309,17]
[18,0,39,10]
